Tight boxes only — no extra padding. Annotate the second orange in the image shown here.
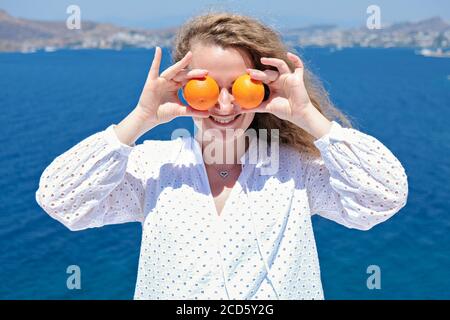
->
[232,74,265,109]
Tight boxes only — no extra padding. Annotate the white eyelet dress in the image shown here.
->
[35,121,408,300]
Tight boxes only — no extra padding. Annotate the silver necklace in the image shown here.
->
[209,164,240,179]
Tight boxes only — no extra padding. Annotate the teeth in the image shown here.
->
[211,115,238,124]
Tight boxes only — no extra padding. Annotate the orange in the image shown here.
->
[183,75,220,111]
[232,74,265,109]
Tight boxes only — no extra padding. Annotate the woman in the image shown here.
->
[36,13,408,300]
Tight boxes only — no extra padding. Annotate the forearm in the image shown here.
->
[114,105,159,146]
[290,102,332,139]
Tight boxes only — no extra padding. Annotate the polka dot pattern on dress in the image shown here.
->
[36,121,408,299]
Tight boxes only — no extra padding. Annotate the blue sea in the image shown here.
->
[0,47,449,299]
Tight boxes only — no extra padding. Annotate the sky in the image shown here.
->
[1,0,449,29]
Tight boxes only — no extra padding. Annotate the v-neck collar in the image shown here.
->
[192,136,252,218]
[173,134,271,218]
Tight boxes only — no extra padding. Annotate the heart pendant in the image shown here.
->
[219,171,229,178]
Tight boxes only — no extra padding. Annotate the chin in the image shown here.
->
[194,113,255,142]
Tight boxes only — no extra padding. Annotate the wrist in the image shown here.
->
[115,106,159,146]
[134,103,159,127]
[291,102,332,139]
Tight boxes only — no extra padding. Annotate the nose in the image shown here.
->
[210,87,235,115]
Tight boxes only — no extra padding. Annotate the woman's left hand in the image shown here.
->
[244,52,312,120]
[244,52,332,138]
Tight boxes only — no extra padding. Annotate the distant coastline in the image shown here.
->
[1,9,449,53]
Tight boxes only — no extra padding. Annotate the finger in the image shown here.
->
[246,68,279,84]
[176,106,210,118]
[148,46,162,81]
[238,100,270,114]
[172,69,209,84]
[286,52,304,77]
[260,57,291,74]
[160,51,193,81]
[286,52,304,68]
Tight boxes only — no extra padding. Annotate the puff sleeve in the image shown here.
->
[303,121,408,230]
[36,125,146,231]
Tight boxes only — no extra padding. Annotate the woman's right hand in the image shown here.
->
[135,46,210,125]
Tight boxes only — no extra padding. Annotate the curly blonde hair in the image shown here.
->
[172,12,351,156]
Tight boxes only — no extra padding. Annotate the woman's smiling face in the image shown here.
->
[188,42,255,142]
